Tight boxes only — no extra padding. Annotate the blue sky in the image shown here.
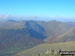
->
[0,0,75,19]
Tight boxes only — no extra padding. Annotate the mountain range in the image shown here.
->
[0,19,75,56]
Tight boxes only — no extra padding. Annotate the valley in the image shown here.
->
[0,20,75,56]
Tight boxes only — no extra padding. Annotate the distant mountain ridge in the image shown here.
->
[0,15,75,22]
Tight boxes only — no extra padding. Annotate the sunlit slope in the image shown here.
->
[43,20,72,43]
[56,27,75,42]
[14,41,75,56]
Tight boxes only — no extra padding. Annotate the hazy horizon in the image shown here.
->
[0,15,75,22]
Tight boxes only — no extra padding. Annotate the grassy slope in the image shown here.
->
[56,27,75,42]
[14,41,75,56]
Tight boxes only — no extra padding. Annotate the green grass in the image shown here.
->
[14,41,75,56]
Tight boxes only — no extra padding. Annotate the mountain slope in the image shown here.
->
[40,20,72,43]
[55,27,75,42]
[14,41,75,56]
[0,21,46,55]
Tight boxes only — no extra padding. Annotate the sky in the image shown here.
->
[0,0,75,20]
